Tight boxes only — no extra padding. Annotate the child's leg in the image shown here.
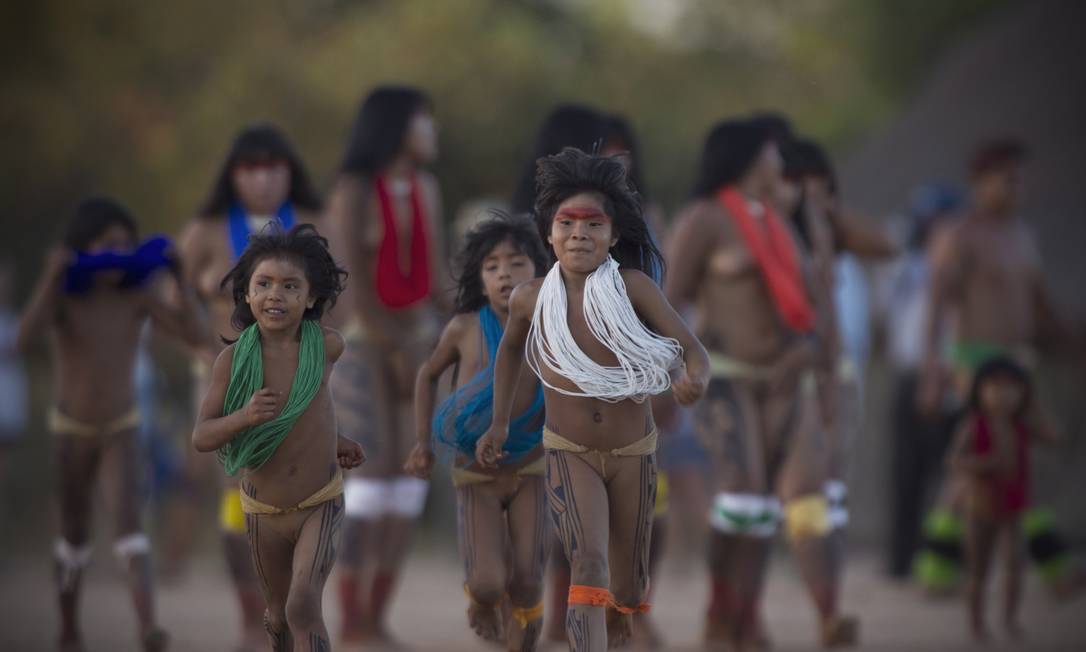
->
[1001,517,1025,638]
[286,497,345,652]
[605,453,657,648]
[54,436,102,649]
[245,510,297,652]
[507,474,549,651]
[547,449,610,652]
[222,472,268,647]
[457,482,509,642]
[100,429,166,650]
[545,537,571,642]
[964,509,998,641]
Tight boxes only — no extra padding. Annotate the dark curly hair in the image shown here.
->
[453,212,548,314]
[969,356,1032,418]
[219,224,347,335]
[534,148,664,280]
[64,196,138,251]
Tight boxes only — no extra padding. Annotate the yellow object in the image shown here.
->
[708,352,817,394]
[48,407,141,438]
[240,470,344,516]
[218,488,247,532]
[542,427,657,456]
[511,601,544,628]
[654,472,670,518]
[450,456,547,488]
[783,494,832,541]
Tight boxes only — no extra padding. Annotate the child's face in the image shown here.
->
[245,257,315,333]
[232,158,291,215]
[86,223,136,254]
[481,237,537,313]
[548,193,617,275]
[979,373,1025,416]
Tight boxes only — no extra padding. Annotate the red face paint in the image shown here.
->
[556,207,611,221]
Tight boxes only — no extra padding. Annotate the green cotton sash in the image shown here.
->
[218,320,325,476]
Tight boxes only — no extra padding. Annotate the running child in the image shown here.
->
[18,197,209,652]
[946,357,1062,642]
[192,224,363,651]
[404,213,551,651]
[478,149,710,651]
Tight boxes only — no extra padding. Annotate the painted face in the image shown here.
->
[548,193,617,275]
[232,158,291,215]
[480,237,537,313]
[86,223,136,254]
[405,110,438,164]
[245,257,315,333]
[978,373,1026,416]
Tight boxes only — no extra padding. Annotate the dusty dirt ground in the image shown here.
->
[1,547,1083,652]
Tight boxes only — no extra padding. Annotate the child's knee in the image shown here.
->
[285,587,322,632]
[569,554,609,588]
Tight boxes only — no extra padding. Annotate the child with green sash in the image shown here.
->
[193,224,363,651]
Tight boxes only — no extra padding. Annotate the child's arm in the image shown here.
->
[322,326,364,469]
[16,246,71,352]
[476,282,537,468]
[141,262,214,350]
[623,270,710,405]
[404,314,468,479]
[945,419,996,474]
[192,345,282,453]
[1024,399,1064,446]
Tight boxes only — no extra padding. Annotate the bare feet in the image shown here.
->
[605,608,632,649]
[142,626,170,652]
[820,615,858,648]
[58,634,85,652]
[236,626,269,652]
[468,600,504,643]
[630,613,663,649]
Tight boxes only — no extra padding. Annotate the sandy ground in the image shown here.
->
[1,547,1083,652]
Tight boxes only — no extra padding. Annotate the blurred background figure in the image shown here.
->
[0,260,29,537]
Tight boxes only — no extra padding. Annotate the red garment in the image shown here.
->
[717,187,815,333]
[374,174,431,309]
[973,415,1030,516]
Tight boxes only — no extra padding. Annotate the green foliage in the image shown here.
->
[0,0,1008,294]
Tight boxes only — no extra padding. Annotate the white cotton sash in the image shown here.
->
[526,257,682,403]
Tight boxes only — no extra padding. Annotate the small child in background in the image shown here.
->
[946,357,1062,642]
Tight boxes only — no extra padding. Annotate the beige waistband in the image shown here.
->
[708,352,773,380]
[48,407,141,438]
[450,456,547,488]
[241,469,344,515]
[542,426,658,456]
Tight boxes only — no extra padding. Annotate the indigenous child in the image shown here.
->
[404,213,551,651]
[946,357,1061,642]
[192,224,364,651]
[18,197,208,652]
[478,149,710,651]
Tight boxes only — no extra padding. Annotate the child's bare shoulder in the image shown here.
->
[443,312,478,339]
[320,325,345,362]
[211,343,237,379]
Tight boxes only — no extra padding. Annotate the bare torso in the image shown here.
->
[51,286,149,422]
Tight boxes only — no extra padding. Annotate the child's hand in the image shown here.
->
[672,366,707,406]
[403,443,436,479]
[475,427,508,469]
[243,388,281,427]
[337,435,365,469]
[45,246,73,281]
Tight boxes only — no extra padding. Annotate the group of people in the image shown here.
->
[14,83,1083,652]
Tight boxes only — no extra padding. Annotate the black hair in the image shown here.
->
[604,114,649,198]
[64,196,139,251]
[219,224,347,334]
[534,148,664,279]
[783,138,841,250]
[691,118,775,197]
[453,212,549,314]
[969,137,1028,179]
[749,111,795,148]
[199,123,322,217]
[511,104,610,214]
[340,85,431,177]
[969,356,1032,418]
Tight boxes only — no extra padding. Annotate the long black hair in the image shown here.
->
[969,356,1032,419]
[340,85,431,177]
[453,212,549,314]
[691,118,775,198]
[220,224,347,334]
[511,104,610,214]
[199,123,321,217]
[783,138,840,250]
[534,148,663,279]
[604,114,649,198]
[64,196,138,251]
